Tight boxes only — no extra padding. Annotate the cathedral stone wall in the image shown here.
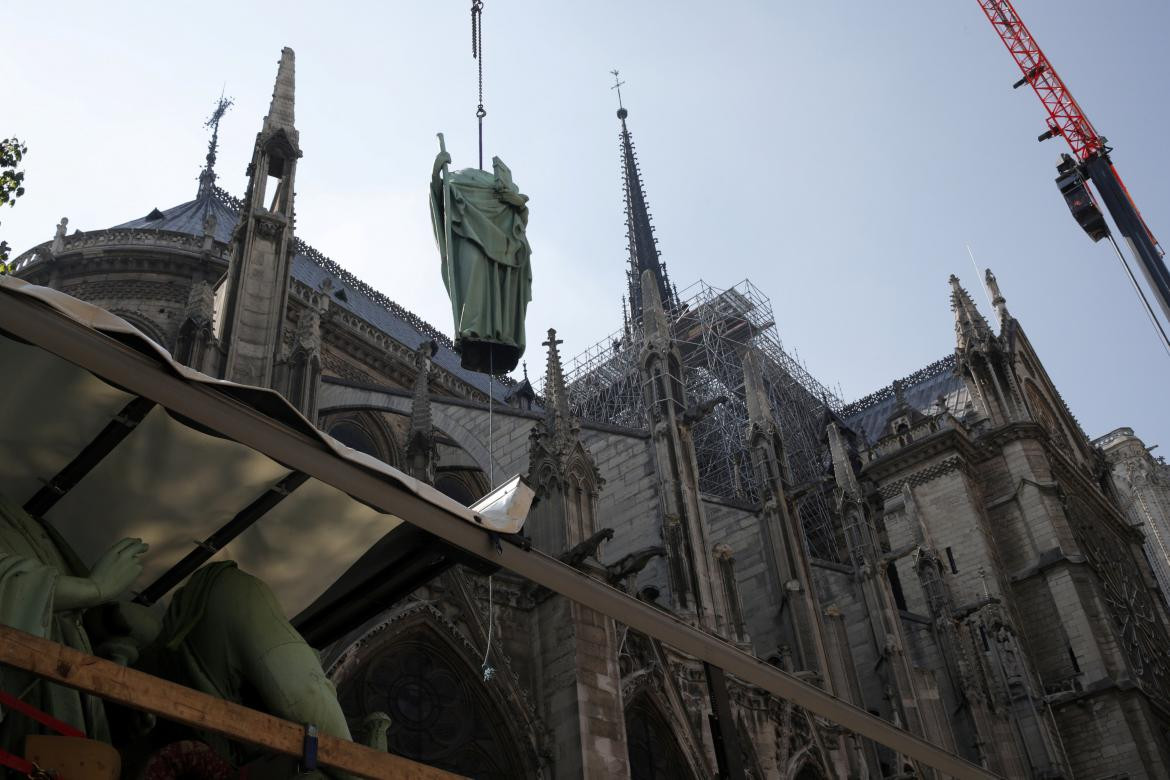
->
[700,497,773,648]
[579,428,663,589]
[812,563,886,714]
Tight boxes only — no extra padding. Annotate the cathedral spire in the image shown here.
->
[613,72,676,323]
[949,274,992,352]
[198,94,233,198]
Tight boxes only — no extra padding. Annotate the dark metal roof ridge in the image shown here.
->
[840,354,957,418]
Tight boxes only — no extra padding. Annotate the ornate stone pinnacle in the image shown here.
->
[265,48,296,133]
[541,328,574,443]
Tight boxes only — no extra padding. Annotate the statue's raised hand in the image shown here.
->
[54,538,149,611]
[90,538,149,602]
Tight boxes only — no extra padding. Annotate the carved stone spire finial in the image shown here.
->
[827,422,863,501]
[985,268,1010,325]
[949,274,992,351]
[541,328,575,444]
[265,48,297,135]
[407,338,439,484]
[640,269,670,346]
[742,349,774,426]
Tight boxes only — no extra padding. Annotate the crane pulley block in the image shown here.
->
[1055,156,1109,243]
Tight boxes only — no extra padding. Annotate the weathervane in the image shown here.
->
[203,90,234,175]
[610,69,625,110]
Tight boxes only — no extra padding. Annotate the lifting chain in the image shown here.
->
[471,0,486,168]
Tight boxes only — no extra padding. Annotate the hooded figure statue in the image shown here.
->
[430,147,532,374]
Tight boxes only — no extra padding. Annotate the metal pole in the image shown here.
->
[1105,233,1170,356]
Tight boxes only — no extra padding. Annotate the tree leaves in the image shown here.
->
[0,136,28,269]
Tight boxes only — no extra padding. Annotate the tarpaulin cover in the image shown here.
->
[0,276,484,618]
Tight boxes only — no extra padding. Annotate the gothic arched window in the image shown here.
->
[324,411,403,467]
[329,420,380,459]
[625,695,695,780]
[337,630,528,779]
[434,470,488,506]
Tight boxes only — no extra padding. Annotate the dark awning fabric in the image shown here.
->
[0,276,994,779]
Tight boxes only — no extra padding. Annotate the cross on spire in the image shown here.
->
[610,69,626,110]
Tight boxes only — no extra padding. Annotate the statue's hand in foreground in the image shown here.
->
[91,538,148,601]
[55,538,148,611]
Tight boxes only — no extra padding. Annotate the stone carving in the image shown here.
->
[430,148,532,374]
[202,210,217,238]
[560,527,614,568]
[51,216,69,254]
[606,545,667,587]
[1067,495,1170,706]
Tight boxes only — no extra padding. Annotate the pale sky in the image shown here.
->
[7,1,1169,451]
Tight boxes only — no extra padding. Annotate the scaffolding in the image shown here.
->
[560,279,847,562]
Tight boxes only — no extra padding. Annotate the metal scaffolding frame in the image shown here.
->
[560,279,847,562]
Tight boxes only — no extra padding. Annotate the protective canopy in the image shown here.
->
[0,276,488,622]
[430,154,532,374]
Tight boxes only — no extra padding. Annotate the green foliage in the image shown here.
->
[0,137,28,271]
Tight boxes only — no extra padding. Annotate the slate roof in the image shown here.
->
[115,191,238,244]
[114,187,513,402]
[840,355,971,444]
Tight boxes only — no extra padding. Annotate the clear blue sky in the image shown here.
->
[7,1,1169,450]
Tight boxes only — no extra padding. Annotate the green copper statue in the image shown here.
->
[0,491,384,778]
[0,491,145,752]
[430,138,532,374]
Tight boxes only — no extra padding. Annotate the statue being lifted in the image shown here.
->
[430,137,532,374]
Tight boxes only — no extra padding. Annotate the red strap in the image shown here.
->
[0,689,84,738]
[0,747,42,776]
[0,688,82,777]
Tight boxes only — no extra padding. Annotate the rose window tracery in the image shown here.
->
[1068,497,1170,705]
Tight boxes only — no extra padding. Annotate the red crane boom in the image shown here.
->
[977,1,1102,160]
[976,0,1170,350]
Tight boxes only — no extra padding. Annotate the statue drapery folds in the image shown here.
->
[0,492,371,778]
[430,149,532,374]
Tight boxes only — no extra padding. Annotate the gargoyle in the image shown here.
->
[606,545,666,586]
[560,527,615,568]
[681,395,727,426]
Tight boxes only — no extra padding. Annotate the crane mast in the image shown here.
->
[977,0,1170,346]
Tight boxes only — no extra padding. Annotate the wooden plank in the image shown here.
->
[0,625,459,780]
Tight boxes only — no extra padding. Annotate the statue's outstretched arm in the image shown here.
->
[55,538,148,611]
